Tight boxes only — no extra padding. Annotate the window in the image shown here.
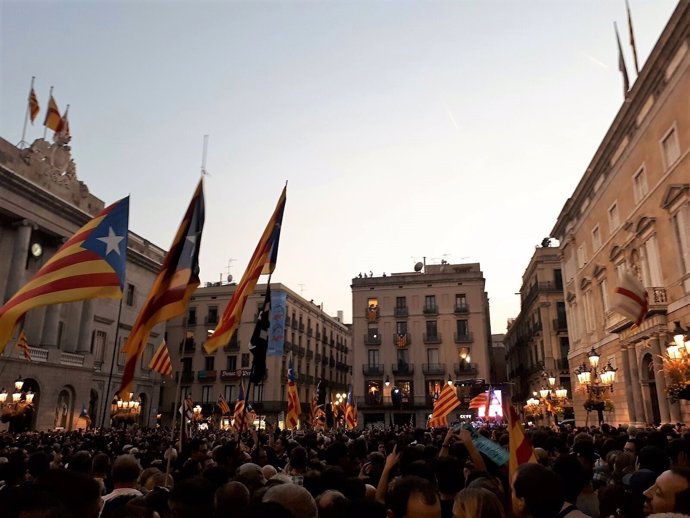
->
[241,353,249,368]
[583,290,595,333]
[126,284,135,306]
[396,296,406,308]
[202,386,212,403]
[396,321,408,335]
[367,327,379,342]
[591,226,601,251]
[608,202,620,233]
[577,244,586,268]
[226,355,237,371]
[224,385,234,403]
[456,319,469,337]
[662,127,681,168]
[641,236,663,286]
[117,336,127,365]
[427,348,439,365]
[556,302,567,329]
[424,295,437,312]
[672,205,690,274]
[425,320,438,339]
[92,330,107,362]
[181,357,192,372]
[554,269,563,290]
[633,167,648,203]
[205,356,215,371]
[368,349,379,365]
[396,348,409,365]
[207,306,218,325]
[181,386,191,399]
[559,337,569,362]
[187,307,197,325]
[455,293,467,311]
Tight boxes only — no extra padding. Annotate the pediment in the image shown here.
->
[609,245,624,261]
[661,184,690,210]
[635,216,656,235]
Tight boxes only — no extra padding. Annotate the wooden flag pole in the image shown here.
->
[19,77,35,149]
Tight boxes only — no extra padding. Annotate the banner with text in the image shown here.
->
[268,291,287,356]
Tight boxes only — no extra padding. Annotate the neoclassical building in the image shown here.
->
[0,136,167,430]
[551,3,690,425]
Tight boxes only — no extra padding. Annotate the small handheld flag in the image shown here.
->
[217,394,230,415]
[285,354,301,429]
[148,340,173,376]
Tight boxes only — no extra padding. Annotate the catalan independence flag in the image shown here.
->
[345,385,357,430]
[120,180,204,396]
[0,198,129,353]
[286,354,301,429]
[217,394,230,415]
[204,186,286,353]
[233,381,246,430]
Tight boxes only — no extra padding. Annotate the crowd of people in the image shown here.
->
[0,420,689,518]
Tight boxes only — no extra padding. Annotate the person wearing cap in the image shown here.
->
[643,468,690,516]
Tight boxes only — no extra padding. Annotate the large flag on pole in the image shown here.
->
[0,198,129,353]
[148,340,173,377]
[29,88,40,123]
[285,354,301,429]
[204,186,286,353]
[233,381,246,430]
[612,269,648,326]
[217,394,230,415]
[248,283,271,384]
[505,397,537,482]
[626,0,639,74]
[120,180,204,396]
[43,94,62,131]
[615,22,630,96]
[55,106,70,138]
[345,385,357,430]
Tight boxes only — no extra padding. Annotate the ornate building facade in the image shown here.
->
[0,136,167,430]
[351,263,493,427]
[551,3,690,425]
[161,282,350,427]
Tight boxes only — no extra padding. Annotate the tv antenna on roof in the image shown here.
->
[225,258,235,283]
[298,283,306,296]
[200,135,211,176]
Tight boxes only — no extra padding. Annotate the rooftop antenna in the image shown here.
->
[298,283,306,296]
[200,134,211,177]
[225,258,235,283]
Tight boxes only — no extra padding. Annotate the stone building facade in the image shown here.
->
[551,3,690,425]
[0,136,166,430]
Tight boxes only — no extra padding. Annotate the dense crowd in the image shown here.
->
[1,421,689,518]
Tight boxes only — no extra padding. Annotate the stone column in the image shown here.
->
[4,220,34,302]
[77,300,94,353]
[628,345,645,425]
[621,346,638,423]
[650,337,671,423]
[63,302,82,353]
[41,305,61,347]
[657,333,682,423]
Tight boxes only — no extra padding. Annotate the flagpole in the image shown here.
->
[626,0,640,75]
[100,297,125,429]
[165,359,184,487]
[42,86,52,140]
[19,77,35,149]
[200,134,209,177]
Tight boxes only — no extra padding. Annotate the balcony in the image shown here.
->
[394,307,408,317]
[362,364,384,376]
[366,306,380,322]
[423,305,438,315]
[181,339,196,354]
[393,334,410,347]
[454,362,478,376]
[60,352,85,367]
[298,346,305,358]
[552,318,568,332]
[291,320,298,330]
[307,328,313,337]
[392,363,414,375]
[364,334,382,346]
[454,304,470,314]
[198,370,217,382]
[648,286,668,312]
[224,336,240,352]
[422,363,446,375]
[423,333,442,344]
[323,334,329,345]
[285,316,291,327]
[178,371,195,383]
[299,323,305,333]
[291,343,299,355]
[329,357,335,368]
[306,350,314,360]
[315,332,321,341]
[315,353,322,363]
[454,332,473,343]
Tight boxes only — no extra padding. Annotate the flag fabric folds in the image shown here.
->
[148,340,173,377]
[0,197,129,353]
[615,22,630,96]
[43,95,62,131]
[181,395,194,421]
[120,180,204,396]
[468,392,489,410]
[286,355,301,429]
[204,187,286,353]
[233,382,246,430]
[311,380,326,430]
[29,88,40,123]
[345,385,357,430]
[55,108,70,138]
[249,284,271,384]
[432,384,461,418]
[217,394,230,415]
[427,415,448,428]
[626,0,639,74]
[16,330,31,361]
[505,398,537,482]
[613,270,648,326]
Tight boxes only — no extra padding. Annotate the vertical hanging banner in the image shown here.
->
[268,290,287,356]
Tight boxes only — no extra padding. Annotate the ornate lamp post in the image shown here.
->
[0,376,35,432]
[575,347,617,425]
[663,321,690,401]
[537,371,569,425]
[111,392,142,427]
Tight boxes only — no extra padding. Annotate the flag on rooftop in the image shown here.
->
[0,197,129,353]
[29,88,40,123]
[43,94,61,131]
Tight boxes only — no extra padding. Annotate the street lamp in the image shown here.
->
[0,375,35,432]
[537,371,569,425]
[663,321,690,401]
[111,392,142,427]
[575,347,617,425]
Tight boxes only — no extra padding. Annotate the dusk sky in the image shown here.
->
[0,0,679,332]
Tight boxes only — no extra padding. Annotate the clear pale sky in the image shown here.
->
[0,0,679,332]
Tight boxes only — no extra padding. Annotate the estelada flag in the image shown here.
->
[148,340,173,377]
[427,415,448,428]
[468,392,489,409]
[233,382,246,430]
[16,330,31,361]
[345,385,357,430]
[0,198,129,353]
[120,180,204,396]
[285,354,301,429]
[613,269,648,326]
[29,88,40,123]
[205,186,286,353]
[43,95,62,131]
[217,394,231,415]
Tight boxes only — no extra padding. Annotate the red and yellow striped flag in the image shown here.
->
[204,187,286,353]
[286,355,301,429]
[468,392,489,409]
[120,180,204,396]
[505,398,537,481]
[148,340,172,376]
[431,384,460,418]
[29,88,40,123]
[16,330,31,361]
[217,394,230,415]
[345,385,357,430]
[0,198,129,353]
[43,95,61,131]
[55,108,70,138]
[233,382,246,430]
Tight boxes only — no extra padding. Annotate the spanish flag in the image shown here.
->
[43,95,62,131]
[505,397,537,481]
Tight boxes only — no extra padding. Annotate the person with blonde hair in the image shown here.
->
[452,487,506,518]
